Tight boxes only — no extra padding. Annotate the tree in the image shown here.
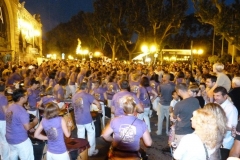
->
[192,0,240,51]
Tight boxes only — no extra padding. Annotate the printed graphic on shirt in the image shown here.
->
[74,97,83,108]
[6,111,13,124]
[119,124,136,143]
[131,85,139,93]
[46,127,58,141]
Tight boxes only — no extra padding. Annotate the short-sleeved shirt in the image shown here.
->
[27,88,40,111]
[53,85,65,101]
[6,103,29,144]
[138,86,152,108]
[216,73,231,92]
[159,82,175,105]
[72,91,94,124]
[111,91,140,117]
[110,115,147,151]
[174,97,200,135]
[0,94,8,120]
[42,117,67,154]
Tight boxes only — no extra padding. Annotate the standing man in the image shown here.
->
[111,80,143,117]
[156,73,175,135]
[72,82,101,156]
[0,81,9,159]
[173,83,199,145]
[205,75,217,103]
[207,63,231,102]
[5,89,38,160]
[154,65,164,83]
[213,86,238,149]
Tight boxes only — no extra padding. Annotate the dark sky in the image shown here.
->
[22,0,234,36]
[22,0,94,34]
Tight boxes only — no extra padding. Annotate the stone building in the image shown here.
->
[0,0,42,64]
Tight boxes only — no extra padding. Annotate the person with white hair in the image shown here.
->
[228,77,240,117]
[207,63,231,102]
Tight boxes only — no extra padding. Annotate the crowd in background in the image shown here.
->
[1,59,240,159]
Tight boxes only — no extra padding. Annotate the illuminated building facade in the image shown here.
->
[0,0,42,64]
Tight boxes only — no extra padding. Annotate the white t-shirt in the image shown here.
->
[174,133,215,160]
[170,99,180,110]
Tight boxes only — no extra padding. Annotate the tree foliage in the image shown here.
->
[192,0,240,50]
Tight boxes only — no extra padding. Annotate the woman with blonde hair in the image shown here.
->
[174,103,227,160]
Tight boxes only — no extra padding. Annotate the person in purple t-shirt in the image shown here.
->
[5,89,38,160]
[27,78,40,118]
[137,77,158,132]
[53,78,67,102]
[34,102,72,160]
[111,80,143,118]
[102,95,152,159]
[0,81,9,159]
[72,82,101,156]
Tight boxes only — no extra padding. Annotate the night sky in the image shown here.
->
[22,0,234,36]
[22,0,94,34]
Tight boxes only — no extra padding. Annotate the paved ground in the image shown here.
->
[32,111,173,160]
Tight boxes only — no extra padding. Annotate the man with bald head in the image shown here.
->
[156,73,175,135]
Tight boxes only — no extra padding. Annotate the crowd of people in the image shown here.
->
[0,59,240,159]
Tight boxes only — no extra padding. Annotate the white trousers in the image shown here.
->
[77,122,96,156]
[9,138,34,160]
[69,85,76,96]
[0,120,9,160]
[46,151,70,160]
[137,108,151,132]
[157,103,170,134]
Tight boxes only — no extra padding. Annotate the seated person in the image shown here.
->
[101,95,152,160]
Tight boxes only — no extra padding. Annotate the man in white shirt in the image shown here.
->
[214,86,238,149]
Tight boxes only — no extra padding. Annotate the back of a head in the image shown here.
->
[213,63,224,72]
[120,80,129,89]
[44,102,59,119]
[58,77,67,86]
[12,88,26,102]
[175,83,188,92]
[232,77,240,87]
[79,82,88,90]
[120,96,136,114]
[140,77,150,87]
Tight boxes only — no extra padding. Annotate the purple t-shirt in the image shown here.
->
[53,85,65,101]
[111,91,140,117]
[27,88,40,111]
[106,82,119,100]
[42,96,55,105]
[72,91,94,125]
[6,103,29,144]
[0,94,8,120]
[7,73,23,85]
[77,73,85,85]
[138,86,152,108]
[129,81,140,94]
[110,115,147,151]
[92,87,107,101]
[42,117,67,154]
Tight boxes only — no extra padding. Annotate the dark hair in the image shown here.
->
[140,77,150,87]
[44,102,59,119]
[120,80,129,89]
[213,86,228,96]
[49,72,56,79]
[12,66,17,73]
[0,81,5,92]
[150,74,159,83]
[169,73,175,81]
[177,71,185,78]
[79,82,88,90]
[12,89,26,102]
[58,78,67,86]
[30,78,40,86]
[207,75,217,83]
[175,83,188,92]
[199,83,206,88]
[172,90,177,95]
